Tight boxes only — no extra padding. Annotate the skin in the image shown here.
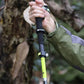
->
[29,0,56,33]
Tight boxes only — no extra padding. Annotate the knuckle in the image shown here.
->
[32,6,36,9]
[33,10,36,13]
[39,15,42,17]
[33,14,36,17]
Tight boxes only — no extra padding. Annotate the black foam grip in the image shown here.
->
[33,0,44,45]
[33,0,43,29]
[36,17,43,29]
[38,32,44,44]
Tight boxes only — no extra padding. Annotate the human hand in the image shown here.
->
[29,0,56,33]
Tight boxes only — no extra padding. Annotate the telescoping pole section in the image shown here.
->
[33,0,47,84]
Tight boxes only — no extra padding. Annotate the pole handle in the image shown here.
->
[33,0,44,29]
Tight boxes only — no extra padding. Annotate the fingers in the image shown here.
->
[29,5,44,13]
[29,1,37,7]
[35,0,45,5]
[29,6,45,23]
[30,10,44,17]
[29,5,45,17]
[29,0,46,7]
[29,14,44,20]
[28,0,48,24]
[29,8,45,18]
[44,9,50,17]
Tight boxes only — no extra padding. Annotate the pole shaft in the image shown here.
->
[33,0,47,84]
[41,57,47,79]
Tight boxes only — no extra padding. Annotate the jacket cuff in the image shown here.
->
[47,29,57,38]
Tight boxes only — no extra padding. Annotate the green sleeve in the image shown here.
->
[47,26,84,72]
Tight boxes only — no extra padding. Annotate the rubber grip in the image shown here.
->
[33,0,43,29]
[36,17,43,29]
[38,32,44,44]
[33,0,44,44]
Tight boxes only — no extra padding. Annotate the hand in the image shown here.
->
[29,0,56,33]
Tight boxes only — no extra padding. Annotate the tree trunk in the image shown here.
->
[0,0,35,84]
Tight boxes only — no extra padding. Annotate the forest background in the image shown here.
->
[0,0,84,84]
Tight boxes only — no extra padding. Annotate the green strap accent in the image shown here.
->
[41,57,47,79]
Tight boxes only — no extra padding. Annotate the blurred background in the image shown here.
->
[32,0,84,84]
[0,0,84,84]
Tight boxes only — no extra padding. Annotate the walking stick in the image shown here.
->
[33,0,47,84]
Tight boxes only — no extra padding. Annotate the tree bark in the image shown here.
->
[0,0,35,84]
[45,0,84,32]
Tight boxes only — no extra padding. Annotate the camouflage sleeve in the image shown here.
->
[47,25,84,72]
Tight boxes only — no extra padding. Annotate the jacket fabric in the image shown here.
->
[47,25,84,72]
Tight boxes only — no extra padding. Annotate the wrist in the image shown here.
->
[47,28,57,38]
[47,27,56,34]
[47,21,58,34]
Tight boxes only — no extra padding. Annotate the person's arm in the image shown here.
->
[23,0,84,72]
[47,25,84,72]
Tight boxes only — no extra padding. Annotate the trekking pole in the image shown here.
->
[33,0,47,84]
